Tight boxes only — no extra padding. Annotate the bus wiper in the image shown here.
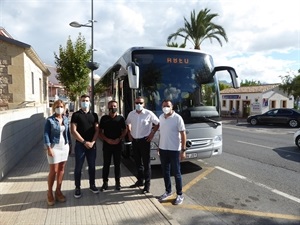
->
[199,116,221,127]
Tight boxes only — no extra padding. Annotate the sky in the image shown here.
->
[1,0,299,84]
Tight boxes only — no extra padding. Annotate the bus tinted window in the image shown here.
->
[132,50,219,123]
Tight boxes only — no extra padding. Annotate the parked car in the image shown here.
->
[294,129,300,149]
[247,108,300,128]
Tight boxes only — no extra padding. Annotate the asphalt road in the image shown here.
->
[123,123,300,225]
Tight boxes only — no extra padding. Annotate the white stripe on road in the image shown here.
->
[236,140,300,154]
[237,140,273,149]
[215,166,300,204]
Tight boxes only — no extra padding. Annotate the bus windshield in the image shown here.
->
[132,50,220,123]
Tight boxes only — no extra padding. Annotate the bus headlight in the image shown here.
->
[213,135,222,143]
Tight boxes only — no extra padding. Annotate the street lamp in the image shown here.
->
[69,0,99,112]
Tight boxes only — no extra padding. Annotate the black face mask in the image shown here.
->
[109,108,117,113]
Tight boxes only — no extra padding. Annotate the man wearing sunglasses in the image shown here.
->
[126,96,159,194]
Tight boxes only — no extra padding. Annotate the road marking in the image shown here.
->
[163,204,300,221]
[168,167,215,199]
[236,140,300,154]
[182,167,215,193]
[161,166,300,221]
[216,166,300,204]
[237,140,272,149]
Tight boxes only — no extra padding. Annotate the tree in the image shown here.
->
[240,79,262,86]
[94,72,112,94]
[279,69,300,108]
[54,33,91,102]
[219,82,231,91]
[166,42,186,48]
[167,8,228,50]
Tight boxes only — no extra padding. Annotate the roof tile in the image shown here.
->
[221,84,280,94]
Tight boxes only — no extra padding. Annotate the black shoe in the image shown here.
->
[129,181,143,188]
[89,185,99,194]
[74,188,81,199]
[100,182,108,191]
[115,182,121,191]
[141,187,150,194]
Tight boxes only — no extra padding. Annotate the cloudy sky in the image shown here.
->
[1,0,299,83]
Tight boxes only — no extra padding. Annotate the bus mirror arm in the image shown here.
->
[112,64,121,73]
[213,66,240,89]
[127,62,137,75]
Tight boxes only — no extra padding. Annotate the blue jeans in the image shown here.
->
[159,149,182,195]
[74,142,97,188]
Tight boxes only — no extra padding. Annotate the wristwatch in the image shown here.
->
[82,140,86,145]
[181,149,186,152]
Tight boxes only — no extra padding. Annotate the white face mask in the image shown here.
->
[135,104,143,111]
[55,107,64,115]
[162,107,171,114]
[81,101,90,109]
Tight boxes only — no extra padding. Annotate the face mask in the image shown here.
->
[109,108,117,113]
[162,107,171,114]
[55,108,64,115]
[81,102,90,109]
[135,104,143,111]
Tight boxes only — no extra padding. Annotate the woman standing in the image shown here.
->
[44,99,71,206]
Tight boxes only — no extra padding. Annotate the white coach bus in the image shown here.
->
[100,47,239,165]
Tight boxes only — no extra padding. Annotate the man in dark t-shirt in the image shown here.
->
[71,94,99,198]
[99,100,127,191]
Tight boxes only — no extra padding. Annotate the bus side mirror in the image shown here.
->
[235,77,241,88]
[127,63,139,89]
[213,66,240,89]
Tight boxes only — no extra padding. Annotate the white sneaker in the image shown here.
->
[173,195,184,205]
[158,192,172,202]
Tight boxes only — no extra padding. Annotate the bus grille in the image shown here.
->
[187,139,212,148]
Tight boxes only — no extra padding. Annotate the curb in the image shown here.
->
[121,163,180,225]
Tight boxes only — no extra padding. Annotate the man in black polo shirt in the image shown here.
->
[71,94,99,198]
[98,100,127,191]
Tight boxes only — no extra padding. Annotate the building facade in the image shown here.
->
[0,28,51,180]
[220,84,294,117]
[0,27,50,110]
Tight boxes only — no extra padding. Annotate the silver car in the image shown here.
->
[294,129,300,149]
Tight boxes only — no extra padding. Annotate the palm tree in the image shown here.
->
[167,8,228,50]
[166,42,186,48]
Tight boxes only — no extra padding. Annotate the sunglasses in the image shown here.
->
[135,102,144,104]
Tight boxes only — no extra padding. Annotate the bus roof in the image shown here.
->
[123,46,208,54]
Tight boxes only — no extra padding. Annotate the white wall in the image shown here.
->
[0,105,49,180]
[24,55,44,103]
[221,88,293,116]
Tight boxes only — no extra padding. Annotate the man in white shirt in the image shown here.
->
[158,99,186,205]
[126,96,159,193]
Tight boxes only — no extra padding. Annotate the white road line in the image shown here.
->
[215,166,300,204]
[237,140,272,149]
[237,140,300,154]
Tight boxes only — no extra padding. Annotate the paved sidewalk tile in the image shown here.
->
[0,140,178,225]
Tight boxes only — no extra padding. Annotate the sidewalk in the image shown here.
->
[0,140,179,225]
[222,117,248,125]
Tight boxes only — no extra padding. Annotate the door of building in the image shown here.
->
[242,101,251,117]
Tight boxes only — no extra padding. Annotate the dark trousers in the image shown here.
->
[132,138,151,187]
[74,142,96,188]
[102,147,121,182]
[159,149,182,195]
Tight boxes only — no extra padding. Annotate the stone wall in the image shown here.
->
[0,42,13,111]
